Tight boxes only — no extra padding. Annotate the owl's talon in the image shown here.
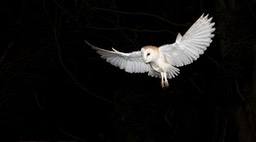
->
[161,80,169,88]
[165,81,169,88]
[161,81,165,88]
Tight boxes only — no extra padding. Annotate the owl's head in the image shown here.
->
[141,46,160,63]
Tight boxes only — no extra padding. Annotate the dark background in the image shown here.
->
[4,0,256,141]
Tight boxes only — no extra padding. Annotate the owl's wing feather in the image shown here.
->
[159,14,215,67]
[85,41,151,73]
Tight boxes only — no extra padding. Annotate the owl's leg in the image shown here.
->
[161,72,169,88]
[161,72,165,88]
[163,72,169,88]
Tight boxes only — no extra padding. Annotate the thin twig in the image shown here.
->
[190,79,203,96]
[34,90,44,112]
[58,128,85,141]
[220,116,228,142]
[85,25,177,35]
[235,80,246,102]
[89,6,187,27]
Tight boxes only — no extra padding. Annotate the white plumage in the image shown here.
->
[86,14,215,88]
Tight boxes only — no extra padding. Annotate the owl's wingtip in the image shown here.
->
[112,48,118,52]
[84,40,89,44]
[84,40,93,47]
[200,13,211,19]
[84,40,100,50]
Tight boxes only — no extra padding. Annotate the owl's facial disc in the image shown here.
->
[144,51,151,63]
[141,46,159,63]
[142,49,156,63]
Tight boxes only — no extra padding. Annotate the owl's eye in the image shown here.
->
[146,53,150,56]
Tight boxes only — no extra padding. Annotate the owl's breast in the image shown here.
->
[150,59,170,73]
[150,62,162,72]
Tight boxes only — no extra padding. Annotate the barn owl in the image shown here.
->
[86,14,215,88]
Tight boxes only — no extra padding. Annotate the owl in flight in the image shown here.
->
[86,14,215,88]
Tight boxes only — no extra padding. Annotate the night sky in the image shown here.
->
[4,0,256,141]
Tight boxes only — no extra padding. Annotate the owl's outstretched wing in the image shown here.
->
[159,14,215,67]
[85,41,151,73]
